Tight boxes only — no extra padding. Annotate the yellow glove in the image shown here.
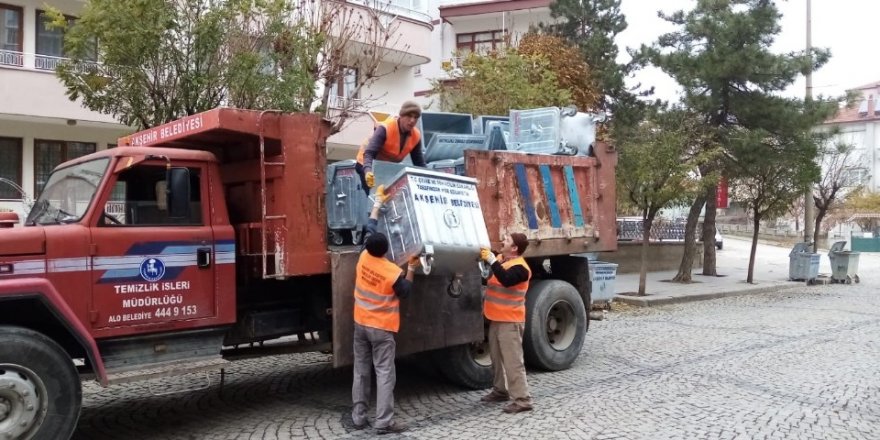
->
[376,185,389,204]
[365,171,375,188]
[480,248,496,264]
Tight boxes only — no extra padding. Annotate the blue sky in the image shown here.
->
[617,0,877,103]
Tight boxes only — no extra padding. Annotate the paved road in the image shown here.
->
[74,251,878,439]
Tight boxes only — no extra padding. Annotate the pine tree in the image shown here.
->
[545,0,631,113]
[641,0,837,280]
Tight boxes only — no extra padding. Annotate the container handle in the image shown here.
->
[479,261,491,279]
[420,254,433,275]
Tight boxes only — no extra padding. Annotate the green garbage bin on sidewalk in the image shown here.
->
[789,242,819,283]
[828,241,860,284]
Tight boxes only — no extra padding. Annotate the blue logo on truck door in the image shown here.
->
[140,258,166,282]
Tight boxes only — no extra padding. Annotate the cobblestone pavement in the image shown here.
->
[74,281,880,440]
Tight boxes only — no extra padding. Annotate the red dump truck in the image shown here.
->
[0,108,617,439]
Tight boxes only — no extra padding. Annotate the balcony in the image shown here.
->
[330,0,433,67]
[0,51,118,124]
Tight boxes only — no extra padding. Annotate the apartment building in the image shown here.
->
[1,0,555,218]
[0,0,129,220]
[821,81,880,193]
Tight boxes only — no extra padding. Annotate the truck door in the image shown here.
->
[89,162,217,333]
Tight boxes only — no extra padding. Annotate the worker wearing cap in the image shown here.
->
[355,101,427,196]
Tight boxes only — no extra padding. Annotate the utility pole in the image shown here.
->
[803,0,815,247]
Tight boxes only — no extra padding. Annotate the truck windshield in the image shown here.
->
[26,158,109,225]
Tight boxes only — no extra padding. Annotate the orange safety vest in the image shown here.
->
[356,118,422,165]
[484,255,531,323]
[353,250,404,332]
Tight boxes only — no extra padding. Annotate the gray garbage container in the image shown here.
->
[828,241,861,284]
[588,261,618,304]
[789,242,820,282]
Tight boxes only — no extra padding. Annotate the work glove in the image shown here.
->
[373,185,388,209]
[480,248,497,265]
[365,171,375,188]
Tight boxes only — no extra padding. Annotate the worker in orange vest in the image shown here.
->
[355,101,426,196]
[351,185,419,434]
[479,233,533,414]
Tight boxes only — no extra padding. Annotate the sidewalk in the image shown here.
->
[611,236,871,307]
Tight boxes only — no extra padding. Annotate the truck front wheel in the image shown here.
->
[0,326,82,440]
[523,280,587,371]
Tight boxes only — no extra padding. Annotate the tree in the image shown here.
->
[729,128,820,283]
[616,107,717,295]
[812,141,862,251]
[517,34,602,112]
[641,0,834,278]
[544,0,631,113]
[839,188,880,232]
[430,47,571,115]
[47,0,408,132]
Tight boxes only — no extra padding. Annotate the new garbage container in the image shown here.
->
[828,241,861,284]
[789,242,820,283]
[588,261,618,305]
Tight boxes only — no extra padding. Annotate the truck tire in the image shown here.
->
[0,326,82,440]
[523,280,587,371]
[434,342,492,390]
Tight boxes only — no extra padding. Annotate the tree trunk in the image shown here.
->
[813,208,827,252]
[702,183,718,276]
[748,213,760,284]
[638,214,655,296]
[672,194,707,282]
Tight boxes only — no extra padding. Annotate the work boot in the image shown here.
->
[502,402,533,414]
[480,390,510,402]
[376,420,408,435]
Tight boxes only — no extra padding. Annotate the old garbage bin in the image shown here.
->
[588,261,618,305]
[789,242,820,283]
[828,241,861,284]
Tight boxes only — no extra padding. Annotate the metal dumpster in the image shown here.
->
[326,160,369,245]
[378,167,490,280]
[789,242,820,283]
[588,261,618,304]
[828,241,861,284]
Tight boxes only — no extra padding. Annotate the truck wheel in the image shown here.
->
[434,342,492,390]
[0,326,81,440]
[523,280,587,371]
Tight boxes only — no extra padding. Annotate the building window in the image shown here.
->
[329,67,359,107]
[456,30,505,55]
[34,140,96,196]
[0,137,23,200]
[0,4,23,67]
[35,10,76,70]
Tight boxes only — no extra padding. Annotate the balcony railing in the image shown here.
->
[0,50,98,73]
[328,95,368,110]
[348,0,432,23]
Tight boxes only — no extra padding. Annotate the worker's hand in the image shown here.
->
[365,171,375,188]
[480,248,497,265]
[376,185,389,204]
[408,256,420,269]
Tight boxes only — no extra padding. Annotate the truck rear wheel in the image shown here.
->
[523,280,587,371]
[434,341,492,390]
[0,326,81,440]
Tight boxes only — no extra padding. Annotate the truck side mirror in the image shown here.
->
[166,167,191,219]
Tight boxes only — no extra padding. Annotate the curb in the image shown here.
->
[613,282,805,307]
